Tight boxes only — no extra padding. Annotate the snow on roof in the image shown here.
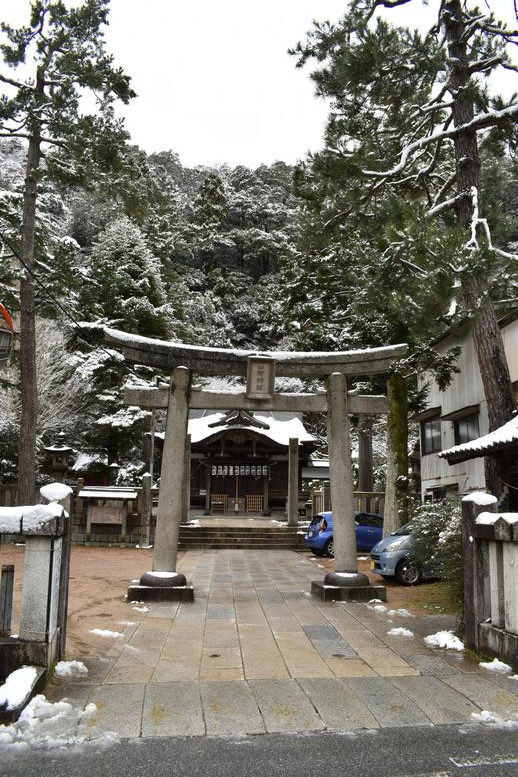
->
[78,489,138,500]
[439,414,518,463]
[156,411,316,446]
[72,452,108,471]
[0,502,64,534]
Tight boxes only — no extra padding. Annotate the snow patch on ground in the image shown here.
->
[479,658,513,674]
[367,603,414,617]
[54,661,88,679]
[0,667,38,711]
[470,710,518,729]
[424,630,464,651]
[387,627,414,638]
[89,629,122,638]
[132,606,150,613]
[0,694,120,753]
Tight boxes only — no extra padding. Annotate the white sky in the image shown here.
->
[3,1,518,169]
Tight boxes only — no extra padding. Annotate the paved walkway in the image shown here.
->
[49,549,518,738]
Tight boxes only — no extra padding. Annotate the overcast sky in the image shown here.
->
[3,1,518,169]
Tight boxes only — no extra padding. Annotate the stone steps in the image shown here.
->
[178,525,306,550]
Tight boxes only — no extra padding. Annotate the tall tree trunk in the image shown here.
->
[357,414,374,492]
[384,373,409,536]
[18,133,41,504]
[444,0,515,494]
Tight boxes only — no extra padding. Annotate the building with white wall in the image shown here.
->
[415,312,518,500]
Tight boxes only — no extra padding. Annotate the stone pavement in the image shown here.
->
[48,549,518,738]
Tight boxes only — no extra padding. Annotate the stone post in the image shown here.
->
[152,367,191,574]
[19,536,60,643]
[324,372,368,586]
[287,437,299,527]
[462,493,497,652]
[141,472,152,545]
[181,434,191,524]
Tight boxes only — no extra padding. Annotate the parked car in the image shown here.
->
[369,522,443,585]
[304,511,383,558]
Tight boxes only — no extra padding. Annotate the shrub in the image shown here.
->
[408,498,464,617]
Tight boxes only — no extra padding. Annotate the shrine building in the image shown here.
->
[153,409,319,515]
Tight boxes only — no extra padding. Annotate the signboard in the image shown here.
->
[246,356,275,399]
[211,464,269,478]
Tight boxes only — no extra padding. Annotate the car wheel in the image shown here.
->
[395,558,421,586]
[311,548,324,557]
[324,538,334,558]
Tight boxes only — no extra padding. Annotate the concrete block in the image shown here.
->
[343,676,432,727]
[142,681,204,737]
[200,680,264,735]
[249,678,324,732]
[298,677,379,730]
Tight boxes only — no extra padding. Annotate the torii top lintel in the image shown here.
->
[98,326,407,378]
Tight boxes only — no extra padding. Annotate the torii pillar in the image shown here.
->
[128,367,194,601]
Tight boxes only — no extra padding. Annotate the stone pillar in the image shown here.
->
[461,493,496,652]
[19,536,59,642]
[181,434,191,524]
[152,367,191,573]
[287,437,299,527]
[324,372,368,586]
[141,472,152,545]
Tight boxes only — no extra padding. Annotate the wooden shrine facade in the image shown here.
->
[154,409,318,515]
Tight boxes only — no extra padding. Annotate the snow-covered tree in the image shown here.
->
[0,0,134,501]
[289,0,518,503]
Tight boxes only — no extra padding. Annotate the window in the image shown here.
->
[356,513,383,527]
[454,413,479,445]
[421,416,441,454]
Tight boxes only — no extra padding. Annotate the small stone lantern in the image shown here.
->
[43,431,74,482]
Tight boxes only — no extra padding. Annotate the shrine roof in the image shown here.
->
[157,410,316,446]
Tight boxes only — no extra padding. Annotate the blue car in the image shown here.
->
[304,511,383,558]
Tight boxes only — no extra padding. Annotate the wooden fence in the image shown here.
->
[0,483,18,507]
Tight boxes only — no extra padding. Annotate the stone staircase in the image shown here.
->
[178,524,306,551]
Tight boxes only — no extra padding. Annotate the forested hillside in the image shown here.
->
[0,139,299,475]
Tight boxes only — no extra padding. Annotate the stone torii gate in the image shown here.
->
[94,326,407,602]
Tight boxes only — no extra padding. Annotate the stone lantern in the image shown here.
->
[43,431,74,482]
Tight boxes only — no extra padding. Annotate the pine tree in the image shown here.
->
[0,0,134,501]
[289,0,518,503]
